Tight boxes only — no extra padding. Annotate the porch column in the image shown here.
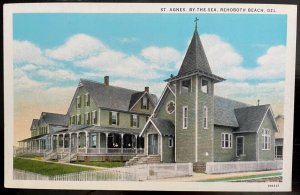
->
[76,133,79,153]
[38,139,41,153]
[62,134,65,152]
[98,132,101,154]
[135,135,138,154]
[105,133,109,154]
[50,135,52,152]
[85,131,88,154]
[56,135,59,150]
[120,133,124,154]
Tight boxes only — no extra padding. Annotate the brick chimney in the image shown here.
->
[104,76,109,86]
[145,86,149,93]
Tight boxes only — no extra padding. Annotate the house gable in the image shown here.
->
[130,92,156,114]
[153,85,175,123]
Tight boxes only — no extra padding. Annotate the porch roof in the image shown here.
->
[65,125,141,135]
[18,134,47,142]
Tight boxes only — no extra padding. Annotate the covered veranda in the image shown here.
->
[50,126,144,156]
[16,135,47,155]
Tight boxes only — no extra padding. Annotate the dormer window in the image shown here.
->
[76,96,81,109]
[201,79,209,94]
[84,93,90,107]
[141,96,149,110]
[181,79,191,94]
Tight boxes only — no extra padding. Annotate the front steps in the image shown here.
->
[125,155,161,166]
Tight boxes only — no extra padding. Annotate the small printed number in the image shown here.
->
[268,184,279,187]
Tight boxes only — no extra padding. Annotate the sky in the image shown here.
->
[13,13,287,145]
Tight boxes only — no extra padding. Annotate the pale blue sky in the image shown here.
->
[13,13,287,115]
[13,13,287,144]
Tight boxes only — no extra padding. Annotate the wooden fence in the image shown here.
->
[13,163,193,181]
[206,160,283,174]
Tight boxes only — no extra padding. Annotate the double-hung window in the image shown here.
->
[76,96,81,109]
[132,114,138,127]
[262,128,271,150]
[76,114,81,125]
[85,93,90,107]
[111,111,117,125]
[221,133,232,149]
[92,111,97,125]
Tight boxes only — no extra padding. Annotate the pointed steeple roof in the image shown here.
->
[165,18,224,83]
[178,29,212,76]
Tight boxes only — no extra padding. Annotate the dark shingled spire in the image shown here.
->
[178,26,212,76]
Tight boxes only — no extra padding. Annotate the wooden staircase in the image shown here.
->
[125,155,161,166]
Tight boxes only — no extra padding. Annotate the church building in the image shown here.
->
[139,19,279,164]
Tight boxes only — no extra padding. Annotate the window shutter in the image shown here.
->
[147,98,150,109]
[117,113,120,126]
[79,114,81,125]
[84,94,86,107]
[84,114,86,125]
[95,111,98,124]
[88,94,90,106]
[80,96,82,108]
[69,117,72,125]
[130,115,133,127]
[75,115,77,124]
[109,112,112,125]
[89,112,92,125]
[137,115,140,128]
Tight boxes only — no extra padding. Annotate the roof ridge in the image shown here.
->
[234,104,270,110]
[215,95,251,106]
[80,78,143,93]
[41,112,67,116]
[81,78,158,96]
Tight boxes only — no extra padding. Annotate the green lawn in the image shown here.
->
[199,172,282,182]
[13,158,95,176]
[73,161,125,168]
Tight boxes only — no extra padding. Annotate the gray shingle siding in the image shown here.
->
[175,75,196,163]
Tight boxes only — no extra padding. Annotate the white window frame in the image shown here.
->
[85,93,90,107]
[132,114,138,127]
[76,114,80,125]
[142,96,148,109]
[76,96,80,109]
[183,106,188,129]
[92,110,97,125]
[221,133,232,149]
[203,106,208,129]
[168,137,174,148]
[111,111,117,125]
[91,133,97,148]
[236,136,245,157]
[262,128,271,150]
[85,112,89,125]
[201,78,209,94]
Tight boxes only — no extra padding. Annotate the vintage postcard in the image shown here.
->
[4,3,297,191]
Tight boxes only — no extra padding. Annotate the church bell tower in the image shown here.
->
[165,17,225,163]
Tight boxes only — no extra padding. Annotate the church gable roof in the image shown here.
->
[234,104,276,133]
[214,96,250,127]
[151,118,175,136]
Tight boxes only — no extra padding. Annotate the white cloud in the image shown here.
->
[46,34,107,61]
[21,64,38,71]
[14,40,54,66]
[14,69,46,92]
[37,69,77,80]
[141,46,182,70]
[215,81,284,115]
[76,49,162,80]
[254,45,286,79]
[111,80,165,98]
